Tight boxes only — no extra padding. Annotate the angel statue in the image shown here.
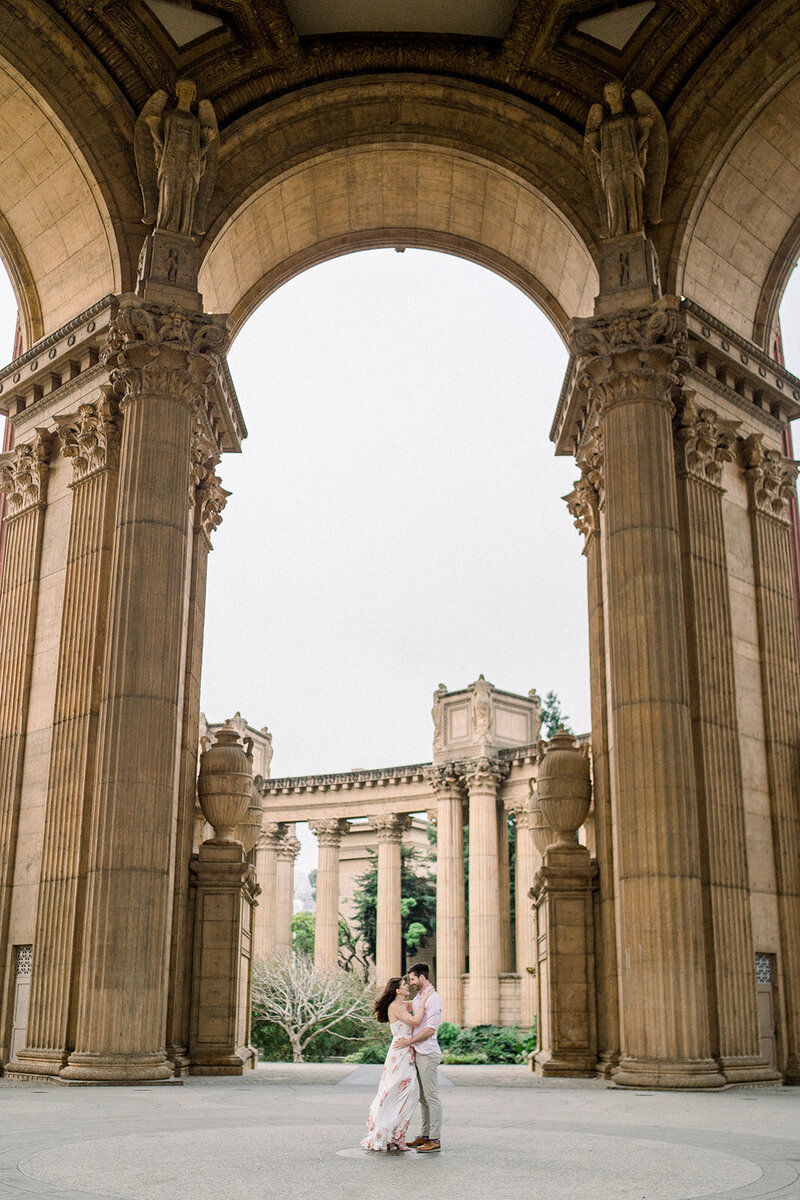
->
[583,80,667,239]
[134,79,218,238]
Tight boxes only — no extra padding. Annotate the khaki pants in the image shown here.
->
[415,1051,442,1140]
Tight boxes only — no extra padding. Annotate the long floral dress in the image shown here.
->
[361,1020,420,1151]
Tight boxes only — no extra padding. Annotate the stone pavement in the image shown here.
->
[1,1064,798,1199]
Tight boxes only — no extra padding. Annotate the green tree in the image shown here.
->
[352,845,436,964]
[540,689,573,738]
[291,910,316,955]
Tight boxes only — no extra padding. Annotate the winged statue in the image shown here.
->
[583,80,667,239]
[134,79,218,237]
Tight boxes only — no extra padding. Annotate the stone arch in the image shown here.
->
[198,77,599,342]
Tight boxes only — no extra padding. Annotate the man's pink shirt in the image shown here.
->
[412,985,443,1055]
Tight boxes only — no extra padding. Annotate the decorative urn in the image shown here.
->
[197,723,254,842]
[536,727,591,848]
[237,792,264,853]
[531,792,556,857]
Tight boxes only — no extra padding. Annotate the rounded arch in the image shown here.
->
[199,77,599,342]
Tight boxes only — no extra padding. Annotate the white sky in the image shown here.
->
[2,248,800,877]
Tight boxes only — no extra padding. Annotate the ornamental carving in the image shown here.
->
[462,756,508,791]
[674,394,738,487]
[189,424,219,497]
[196,467,230,545]
[310,818,350,847]
[508,800,536,831]
[569,302,687,414]
[134,81,218,238]
[0,429,53,518]
[277,834,302,862]
[740,434,798,523]
[258,821,288,850]
[370,813,411,843]
[55,390,122,484]
[427,761,464,795]
[566,421,604,548]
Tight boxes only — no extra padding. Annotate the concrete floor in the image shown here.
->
[1,1064,799,1199]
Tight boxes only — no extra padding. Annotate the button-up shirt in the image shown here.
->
[412,984,443,1055]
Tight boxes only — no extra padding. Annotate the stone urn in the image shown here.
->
[537,727,591,848]
[197,723,254,842]
[237,792,264,853]
[531,794,556,856]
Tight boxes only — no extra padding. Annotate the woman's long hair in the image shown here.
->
[374,976,404,1023]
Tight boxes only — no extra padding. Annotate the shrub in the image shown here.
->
[344,1038,392,1064]
[434,1023,535,1064]
[437,1021,460,1048]
[442,1051,489,1064]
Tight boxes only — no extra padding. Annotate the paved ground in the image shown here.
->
[1,1064,799,1199]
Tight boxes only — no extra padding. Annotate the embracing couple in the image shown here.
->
[361,962,443,1155]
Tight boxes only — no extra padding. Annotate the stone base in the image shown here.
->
[594,232,661,316]
[719,1055,782,1084]
[59,1051,174,1083]
[783,1053,800,1084]
[595,1051,621,1079]
[534,1049,597,1078]
[4,1048,66,1077]
[189,1046,257,1076]
[613,1057,726,1089]
[136,229,202,311]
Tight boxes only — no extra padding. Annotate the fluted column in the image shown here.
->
[165,435,229,1073]
[510,796,540,1029]
[8,400,121,1078]
[310,819,349,968]
[371,813,411,983]
[464,756,507,1025]
[0,430,52,1066]
[275,830,301,953]
[498,800,513,972]
[565,423,620,1075]
[570,299,723,1088]
[428,764,465,1024]
[62,298,229,1083]
[674,401,778,1083]
[741,434,800,1084]
[253,822,286,961]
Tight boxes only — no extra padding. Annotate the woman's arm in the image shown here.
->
[387,1001,423,1027]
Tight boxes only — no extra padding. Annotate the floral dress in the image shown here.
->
[361,1020,420,1151]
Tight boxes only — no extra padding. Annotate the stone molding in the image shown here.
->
[674,394,738,488]
[55,390,122,485]
[370,812,411,843]
[260,762,431,794]
[0,429,53,519]
[309,818,349,847]
[740,434,799,524]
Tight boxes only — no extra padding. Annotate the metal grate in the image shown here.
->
[14,944,32,977]
[755,952,773,984]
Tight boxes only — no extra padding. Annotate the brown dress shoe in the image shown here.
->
[416,1139,441,1153]
[407,1136,428,1148]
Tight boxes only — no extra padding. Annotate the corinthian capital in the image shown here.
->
[508,799,536,831]
[426,762,464,796]
[741,434,798,523]
[370,812,412,843]
[462,756,508,791]
[310,818,350,847]
[674,394,738,487]
[278,834,302,862]
[55,390,122,484]
[258,821,288,851]
[196,467,230,545]
[569,300,687,414]
[0,428,53,518]
[102,299,229,411]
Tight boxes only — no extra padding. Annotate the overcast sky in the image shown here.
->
[2,249,800,876]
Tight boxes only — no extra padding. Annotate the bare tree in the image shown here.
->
[252,950,377,1063]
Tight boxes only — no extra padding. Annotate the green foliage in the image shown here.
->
[541,690,573,739]
[252,1015,380,1062]
[352,845,436,965]
[291,910,316,955]
[436,1021,460,1048]
[438,1024,534,1064]
[251,1020,292,1062]
[344,1036,392,1064]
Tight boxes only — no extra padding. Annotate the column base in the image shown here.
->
[594,1050,621,1079]
[4,1048,66,1078]
[189,1046,257,1076]
[613,1057,726,1089]
[782,1053,800,1084]
[534,1049,597,1078]
[59,1051,174,1083]
[166,1044,191,1077]
[719,1055,782,1084]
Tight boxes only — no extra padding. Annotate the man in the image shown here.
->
[394,962,443,1153]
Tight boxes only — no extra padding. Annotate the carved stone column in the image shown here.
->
[674,401,779,1083]
[0,430,52,1066]
[428,764,465,1024]
[741,435,800,1084]
[165,435,229,1074]
[311,819,349,969]
[62,298,230,1083]
[565,424,620,1076]
[464,757,508,1025]
[8,400,121,1079]
[275,831,301,953]
[371,813,411,983]
[570,299,723,1088]
[252,822,286,962]
[510,796,540,1029]
[498,800,513,973]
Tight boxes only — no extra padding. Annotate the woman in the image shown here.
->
[362,976,424,1153]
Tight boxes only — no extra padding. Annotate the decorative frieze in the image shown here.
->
[740,434,798,524]
[674,394,738,488]
[0,429,53,518]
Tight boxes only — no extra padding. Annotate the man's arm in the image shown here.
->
[394,1025,434,1048]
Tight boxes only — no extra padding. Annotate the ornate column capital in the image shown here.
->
[674,394,738,488]
[257,821,287,851]
[569,300,687,415]
[508,799,537,831]
[462,756,509,791]
[277,834,302,862]
[102,299,229,412]
[740,434,798,524]
[55,391,122,485]
[309,818,350,848]
[370,812,411,843]
[427,761,464,796]
[0,428,53,519]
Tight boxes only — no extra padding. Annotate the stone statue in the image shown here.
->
[472,674,493,742]
[134,79,219,237]
[583,80,667,239]
[431,683,447,752]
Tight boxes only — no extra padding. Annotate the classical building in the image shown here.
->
[0,1,799,1087]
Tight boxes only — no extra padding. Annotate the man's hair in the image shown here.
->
[409,962,430,980]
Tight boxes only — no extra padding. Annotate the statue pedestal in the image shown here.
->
[188,842,259,1075]
[136,230,202,311]
[595,232,661,316]
[531,844,598,1077]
